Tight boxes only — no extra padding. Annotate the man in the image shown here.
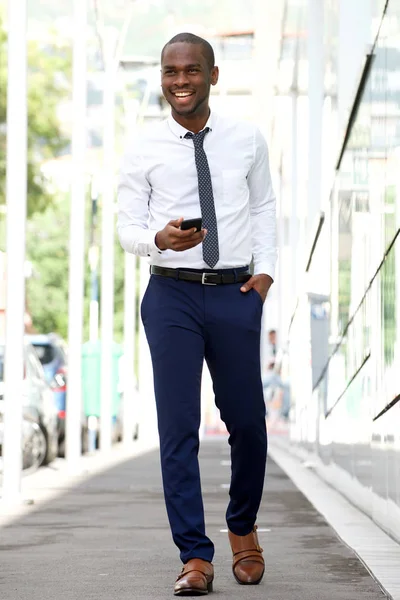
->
[263,329,278,404]
[118,32,277,596]
[267,329,277,362]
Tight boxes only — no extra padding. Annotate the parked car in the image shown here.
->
[84,357,140,450]
[26,333,67,412]
[0,408,48,471]
[26,333,88,456]
[0,339,58,466]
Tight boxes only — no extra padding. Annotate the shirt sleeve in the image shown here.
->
[247,127,277,280]
[117,139,161,258]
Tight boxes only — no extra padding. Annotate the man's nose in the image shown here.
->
[175,71,189,86]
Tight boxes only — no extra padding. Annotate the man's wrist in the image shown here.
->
[253,270,274,283]
[155,231,167,251]
[253,273,273,283]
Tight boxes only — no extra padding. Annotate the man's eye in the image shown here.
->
[189,69,199,73]
[164,70,175,75]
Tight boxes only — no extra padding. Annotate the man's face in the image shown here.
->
[161,42,219,117]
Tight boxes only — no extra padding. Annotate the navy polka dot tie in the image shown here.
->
[185,128,219,268]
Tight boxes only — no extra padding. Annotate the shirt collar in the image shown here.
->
[167,111,216,139]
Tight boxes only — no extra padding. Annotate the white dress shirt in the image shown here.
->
[117,111,277,279]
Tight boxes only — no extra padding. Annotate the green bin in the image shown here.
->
[82,340,123,418]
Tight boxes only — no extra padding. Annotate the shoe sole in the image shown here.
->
[174,582,213,596]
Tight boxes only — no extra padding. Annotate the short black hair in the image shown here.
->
[161,32,215,70]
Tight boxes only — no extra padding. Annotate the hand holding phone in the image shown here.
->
[180,218,202,232]
[155,217,206,252]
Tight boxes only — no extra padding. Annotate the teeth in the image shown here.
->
[175,92,193,97]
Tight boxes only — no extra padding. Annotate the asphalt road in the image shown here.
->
[0,439,387,600]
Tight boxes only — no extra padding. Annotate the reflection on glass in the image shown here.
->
[338,190,352,333]
[381,186,397,368]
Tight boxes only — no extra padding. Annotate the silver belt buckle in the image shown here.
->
[202,272,217,285]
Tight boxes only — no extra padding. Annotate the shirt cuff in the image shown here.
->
[143,229,163,257]
[253,261,275,281]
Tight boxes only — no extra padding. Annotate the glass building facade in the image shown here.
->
[275,0,400,541]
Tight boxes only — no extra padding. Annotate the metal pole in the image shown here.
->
[290,92,299,302]
[122,252,136,445]
[99,38,117,452]
[277,154,286,343]
[2,0,28,504]
[307,0,324,239]
[290,19,301,308]
[89,179,99,343]
[99,6,135,452]
[66,0,87,471]
[138,258,156,441]
[87,179,99,452]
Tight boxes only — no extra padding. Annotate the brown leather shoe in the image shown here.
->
[174,558,214,596]
[228,526,265,585]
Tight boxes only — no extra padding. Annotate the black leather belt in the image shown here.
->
[150,265,251,285]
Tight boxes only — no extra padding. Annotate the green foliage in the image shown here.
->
[0,13,70,217]
[26,192,126,344]
[114,239,126,344]
[26,195,72,337]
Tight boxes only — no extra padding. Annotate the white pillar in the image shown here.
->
[2,0,28,503]
[253,0,284,136]
[253,0,285,353]
[307,0,324,238]
[138,259,157,445]
[89,178,100,343]
[66,0,87,471]
[98,8,136,452]
[277,154,286,343]
[290,91,299,303]
[99,42,117,453]
[122,252,136,446]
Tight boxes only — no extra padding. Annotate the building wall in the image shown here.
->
[279,0,400,541]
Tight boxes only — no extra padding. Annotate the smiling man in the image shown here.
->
[118,32,277,596]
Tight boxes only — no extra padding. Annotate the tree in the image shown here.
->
[25,195,72,337]
[26,192,127,344]
[0,13,70,219]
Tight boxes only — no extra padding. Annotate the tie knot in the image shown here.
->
[184,127,209,147]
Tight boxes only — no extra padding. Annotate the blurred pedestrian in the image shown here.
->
[267,329,277,361]
[263,329,277,394]
[118,32,277,596]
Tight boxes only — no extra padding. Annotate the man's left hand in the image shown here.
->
[240,274,273,304]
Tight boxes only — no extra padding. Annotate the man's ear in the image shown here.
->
[211,66,219,86]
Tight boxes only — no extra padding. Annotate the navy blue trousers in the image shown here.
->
[141,270,267,564]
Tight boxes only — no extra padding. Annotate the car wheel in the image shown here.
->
[41,425,57,466]
[58,438,65,458]
[24,422,47,469]
[81,426,89,454]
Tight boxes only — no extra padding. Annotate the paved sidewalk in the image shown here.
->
[0,439,388,600]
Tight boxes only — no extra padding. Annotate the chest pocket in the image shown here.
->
[222,169,248,206]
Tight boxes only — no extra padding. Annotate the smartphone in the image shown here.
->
[180,218,202,232]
